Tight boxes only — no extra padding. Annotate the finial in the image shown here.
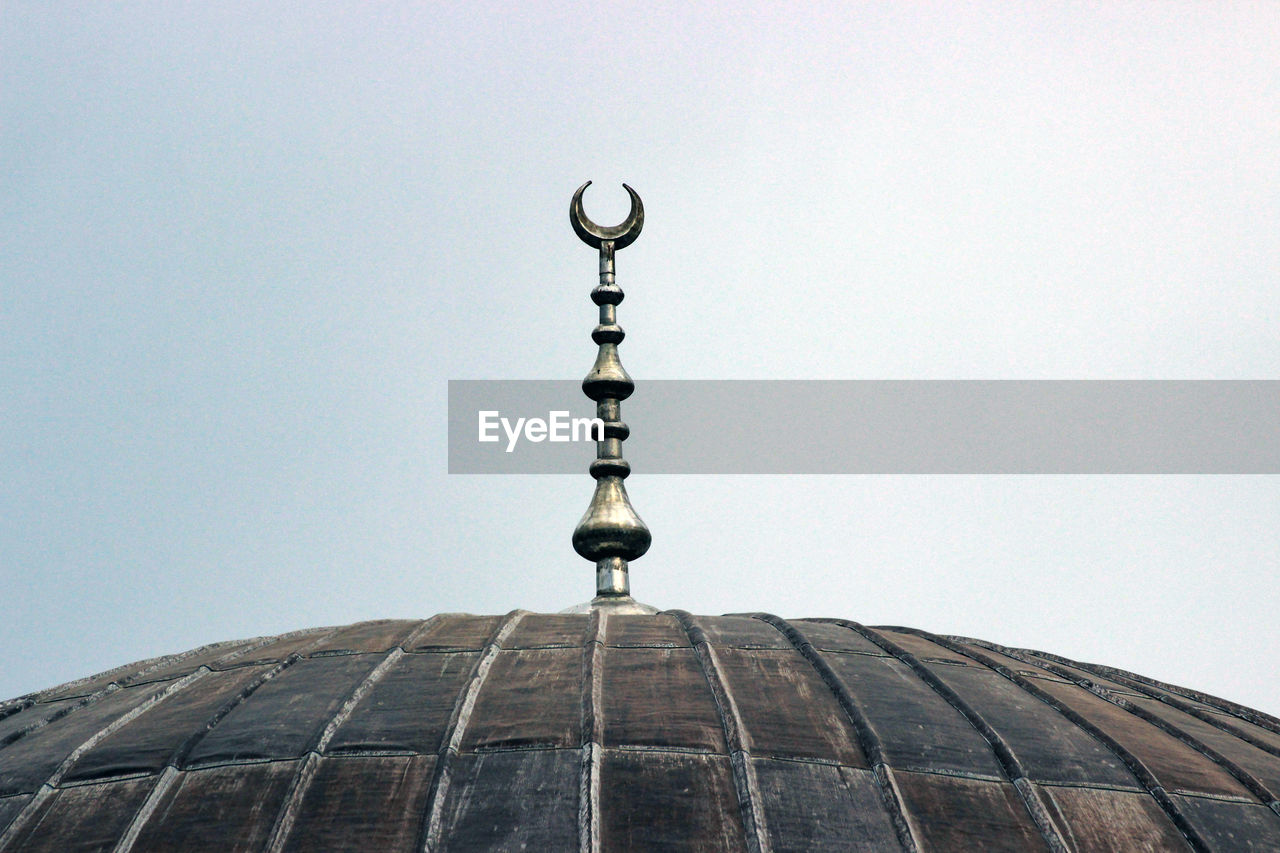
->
[570,181,651,599]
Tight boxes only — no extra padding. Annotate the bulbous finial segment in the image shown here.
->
[573,477,652,563]
[570,181,650,600]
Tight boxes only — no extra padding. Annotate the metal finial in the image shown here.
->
[570,182,650,599]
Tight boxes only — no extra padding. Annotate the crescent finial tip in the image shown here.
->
[569,182,643,251]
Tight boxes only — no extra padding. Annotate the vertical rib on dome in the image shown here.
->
[671,611,771,853]
[419,611,525,852]
[577,610,605,853]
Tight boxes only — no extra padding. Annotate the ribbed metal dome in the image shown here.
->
[3,612,1280,851]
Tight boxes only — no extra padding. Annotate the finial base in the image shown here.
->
[596,556,630,596]
[559,594,660,615]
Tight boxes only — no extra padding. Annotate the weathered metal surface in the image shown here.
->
[700,616,795,649]
[789,619,889,655]
[0,699,79,747]
[0,683,160,797]
[306,619,425,655]
[1033,679,1252,798]
[600,647,726,752]
[437,750,579,852]
[603,612,690,647]
[186,654,384,766]
[0,800,29,844]
[893,772,1051,852]
[599,751,745,851]
[920,665,1134,786]
[1040,786,1188,852]
[752,760,900,852]
[408,615,503,651]
[61,665,273,783]
[712,647,865,765]
[324,652,477,755]
[504,613,589,649]
[1170,796,1280,851]
[3,776,153,852]
[128,761,299,851]
[278,755,436,852]
[4,613,1280,851]
[823,652,1008,777]
[460,648,581,750]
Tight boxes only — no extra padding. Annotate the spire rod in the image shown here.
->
[569,181,651,599]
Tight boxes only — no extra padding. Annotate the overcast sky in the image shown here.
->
[3,3,1278,713]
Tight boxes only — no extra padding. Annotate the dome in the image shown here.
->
[3,612,1280,851]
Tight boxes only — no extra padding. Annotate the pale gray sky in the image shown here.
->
[3,3,1278,711]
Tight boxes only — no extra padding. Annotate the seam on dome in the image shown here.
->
[899,628,1215,853]
[609,743,720,756]
[262,618,433,853]
[991,646,1280,824]
[418,610,526,853]
[749,612,921,853]
[0,667,210,850]
[577,609,605,853]
[826,620,1073,853]
[602,642,683,649]
[0,632,306,753]
[669,610,771,853]
[109,626,343,853]
[1028,652,1280,764]
[1043,652,1280,736]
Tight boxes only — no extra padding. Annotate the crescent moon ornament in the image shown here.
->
[570,181,644,250]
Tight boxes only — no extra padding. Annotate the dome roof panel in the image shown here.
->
[599,750,746,851]
[599,645,727,753]
[1171,796,1280,851]
[0,680,164,798]
[504,613,590,648]
[1034,678,1251,799]
[461,647,582,751]
[1043,786,1188,850]
[0,802,26,845]
[709,646,865,765]
[915,663,1135,787]
[751,759,900,851]
[434,749,579,851]
[601,612,690,648]
[821,651,1008,778]
[184,653,384,768]
[892,773,1051,852]
[785,619,889,655]
[128,760,299,852]
[408,615,505,652]
[306,619,425,656]
[8,775,153,853]
[276,755,435,852]
[324,650,477,756]
[60,664,273,785]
